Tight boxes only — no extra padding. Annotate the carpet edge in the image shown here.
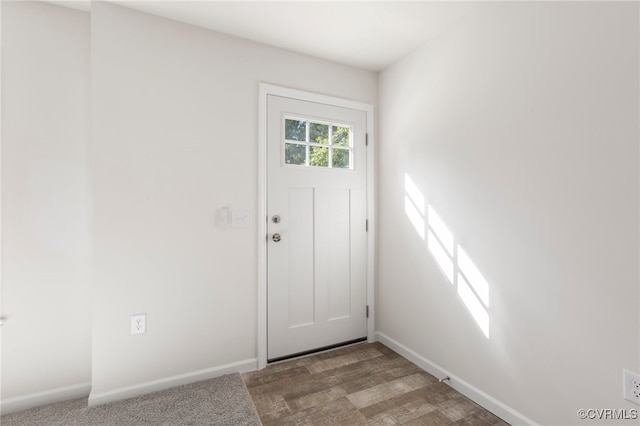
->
[88,358,257,407]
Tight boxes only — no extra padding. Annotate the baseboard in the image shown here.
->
[376,332,537,426]
[1,382,91,415]
[88,358,257,407]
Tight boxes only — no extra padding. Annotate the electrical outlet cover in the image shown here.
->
[623,369,640,405]
[131,314,146,335]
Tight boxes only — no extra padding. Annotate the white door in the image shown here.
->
[267,94,368,361]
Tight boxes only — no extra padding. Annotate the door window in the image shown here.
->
[284,117,353,169]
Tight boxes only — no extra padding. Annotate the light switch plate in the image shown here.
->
[231,209,249,228]
[218,207,229,228]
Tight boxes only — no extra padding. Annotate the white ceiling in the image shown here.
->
[45,1,475,71]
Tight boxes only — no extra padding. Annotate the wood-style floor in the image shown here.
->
[243,342,510,425]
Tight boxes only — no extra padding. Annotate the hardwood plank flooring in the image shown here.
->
[242,342,510,426]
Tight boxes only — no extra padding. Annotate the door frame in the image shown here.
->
[257,83,375,369]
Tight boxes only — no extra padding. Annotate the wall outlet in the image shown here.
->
[131,314,146,335]
[624,369,640,405]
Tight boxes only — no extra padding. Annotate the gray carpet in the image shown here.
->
[1,374,262,425]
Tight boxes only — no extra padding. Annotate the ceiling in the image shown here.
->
[45,1,475,71]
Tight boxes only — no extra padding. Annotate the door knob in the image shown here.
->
[272,233,281,242]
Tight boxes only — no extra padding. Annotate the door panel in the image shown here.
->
[319,188,351,321]
[287,187,315,327]
[267,95,367,360]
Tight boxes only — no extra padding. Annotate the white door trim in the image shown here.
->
[257,83,375,369]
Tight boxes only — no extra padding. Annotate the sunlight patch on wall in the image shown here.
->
[457,271,490,338]
[403,173,492,339]
[457,245,490,338]
[404,174,425,239]
[427,230,454,284]
[427,205,455,284]
[428,205,454,254]
[458,246,489,306]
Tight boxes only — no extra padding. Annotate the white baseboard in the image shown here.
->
[376,332,537,426]
[87,358,258,407]
[1,382,91,415]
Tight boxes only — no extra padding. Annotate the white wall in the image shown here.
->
[89,2,376,404]
[0,0,375,411]
[6,2,636,423]
[1,1,91,412]
[377,2,639,425]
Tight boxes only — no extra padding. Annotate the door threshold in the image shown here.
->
[267,337,367,364]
